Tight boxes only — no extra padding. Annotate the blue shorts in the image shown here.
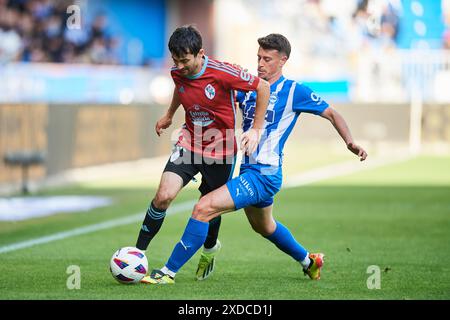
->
[226,164,282,210]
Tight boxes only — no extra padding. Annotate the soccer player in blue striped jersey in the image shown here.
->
[142,34,367,284]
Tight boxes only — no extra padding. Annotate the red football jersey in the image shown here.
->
[171,56,260,159]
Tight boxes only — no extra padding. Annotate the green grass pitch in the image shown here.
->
[0,155,449,300]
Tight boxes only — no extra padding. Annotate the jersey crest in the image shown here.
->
[204,83,216,100]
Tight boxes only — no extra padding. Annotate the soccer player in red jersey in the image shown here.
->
[135,25,270,275]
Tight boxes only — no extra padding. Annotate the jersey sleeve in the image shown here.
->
[292,83,329,115]
[170,68,180,86]
[216,63,260,92]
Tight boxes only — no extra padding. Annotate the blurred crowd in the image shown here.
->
[300,0,402,57]
[351,0,401,50]
[308,0,450,52]
[0,0,119,64]
[1,0,449,66]
[444,0,450,49]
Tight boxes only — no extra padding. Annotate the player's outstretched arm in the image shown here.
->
[241,79,270,155]
[320,107,368,161]
[155,87,181,136]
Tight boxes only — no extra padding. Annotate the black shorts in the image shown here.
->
[163,146,236,196]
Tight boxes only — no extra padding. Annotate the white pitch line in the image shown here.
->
[284,153,413,188]
[0,153,414,255]
[0,200,196,254]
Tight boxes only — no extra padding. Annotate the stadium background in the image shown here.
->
[0,0,449,300]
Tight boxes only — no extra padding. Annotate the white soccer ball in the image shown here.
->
[110,247,148,284]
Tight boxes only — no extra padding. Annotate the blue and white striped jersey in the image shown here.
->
[237,75,329,166]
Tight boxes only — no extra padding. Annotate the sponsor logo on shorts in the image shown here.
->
[239,176,254,197]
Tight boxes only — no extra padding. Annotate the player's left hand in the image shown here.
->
[347,142,368,161]
[241,128,263,156]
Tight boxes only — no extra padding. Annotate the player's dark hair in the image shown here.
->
[168,25,203,57]
[258,33,291,59]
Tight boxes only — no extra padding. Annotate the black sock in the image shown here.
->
[135,201,166,250]
[203,216,221,249]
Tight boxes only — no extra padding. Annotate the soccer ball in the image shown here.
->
[110,247,148,284]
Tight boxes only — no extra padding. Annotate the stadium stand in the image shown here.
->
[0,0,118,64]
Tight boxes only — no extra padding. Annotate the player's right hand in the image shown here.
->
[155,114,173,136]
[240,128,263,156]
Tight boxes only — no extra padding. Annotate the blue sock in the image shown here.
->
[264,221,308,262]
[166,218,209,273]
